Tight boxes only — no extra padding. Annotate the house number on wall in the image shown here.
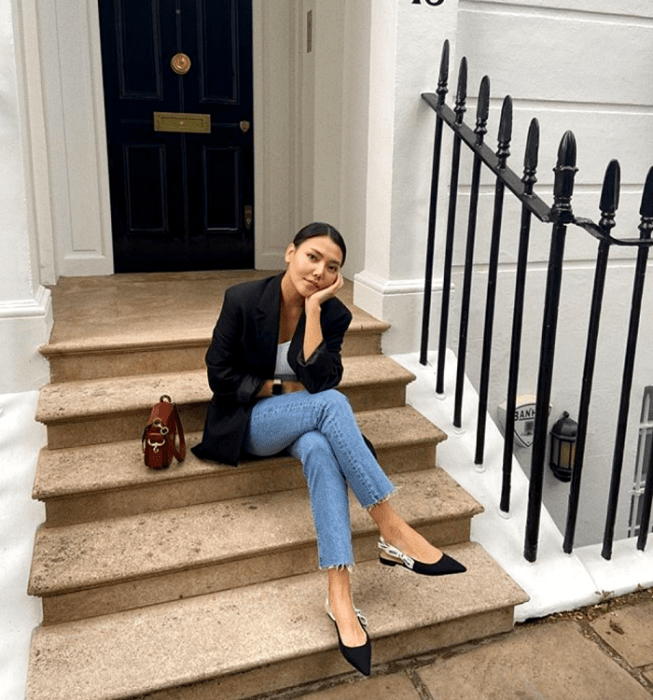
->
[412,0,445,5]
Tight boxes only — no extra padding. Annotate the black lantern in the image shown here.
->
[549,411,577,482]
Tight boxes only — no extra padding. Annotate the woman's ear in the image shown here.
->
[284,243,296,265]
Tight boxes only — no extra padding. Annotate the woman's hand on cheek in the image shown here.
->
[306,272,343,310]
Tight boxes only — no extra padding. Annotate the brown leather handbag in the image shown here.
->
[142,395,186,469]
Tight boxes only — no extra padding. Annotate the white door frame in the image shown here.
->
[26,0,297,281]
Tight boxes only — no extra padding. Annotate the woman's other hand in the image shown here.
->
[283,380,306,394]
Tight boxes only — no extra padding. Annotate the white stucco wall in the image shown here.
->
[353,0,460,347]
[0,391,45,700]
[0,0,51,394]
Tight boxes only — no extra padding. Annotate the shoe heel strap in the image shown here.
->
[377,537,415,570]
[325,598,368,629]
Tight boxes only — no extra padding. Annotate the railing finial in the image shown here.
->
[523,118,540,195]
[639,166,653,224]
[599,160,620,234]
[455,57,468,125]
[437,40,450,106]
[475,76,490,145]
[552,130,578,223]
[497,95,513,168]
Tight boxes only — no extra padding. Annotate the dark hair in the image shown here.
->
[292,222,347,266]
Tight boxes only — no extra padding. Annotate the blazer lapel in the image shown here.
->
[254,273,283,374]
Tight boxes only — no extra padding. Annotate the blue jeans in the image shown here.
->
[244,389,394,568]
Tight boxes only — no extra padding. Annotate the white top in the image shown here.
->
[274,341,298,380]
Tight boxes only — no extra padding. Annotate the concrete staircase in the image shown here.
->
[26,273,528,700]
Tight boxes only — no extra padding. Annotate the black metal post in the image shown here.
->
[524,131,577,562]
[454,75,489,429]
[501,118,539,513]
[603,167,653,559]
[475,95,512,465]
[435,58,467,395]
[563,160,619,553]
[420,41,449,365]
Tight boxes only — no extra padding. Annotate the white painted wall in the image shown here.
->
[351,0,462,350]
[0,0,51,394]
[0,391,46,700]
[299,0,372,278]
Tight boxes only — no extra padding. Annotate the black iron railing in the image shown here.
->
[420,41,653,562]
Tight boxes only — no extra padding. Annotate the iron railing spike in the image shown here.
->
[455,57,468,124]
[478,76,490,120]
[599,160,620,231]
[499,95,513,142]
[497,95,513,167]
[640,166,653,219]
[557,130,577,168]
[437,40,450,105]
[475,76,490,143]
[523,119,540,193]
[553,131,578,221]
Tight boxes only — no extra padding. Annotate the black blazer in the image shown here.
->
[192,273,353,466]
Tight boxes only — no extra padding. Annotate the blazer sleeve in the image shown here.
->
[291,301,352,394]
[205,287,264,405]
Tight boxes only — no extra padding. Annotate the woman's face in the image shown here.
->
[284,235,343,298]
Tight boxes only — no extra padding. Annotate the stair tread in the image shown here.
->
[35,355,415,424]
[33,406,445,500]
[26,544,529,700]
[40,311,390,356]
[30,468,482,596]
[41,273,390,356]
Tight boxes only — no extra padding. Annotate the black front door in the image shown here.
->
[99,0,254,272]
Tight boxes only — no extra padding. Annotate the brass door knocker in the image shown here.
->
[170,53,191,75]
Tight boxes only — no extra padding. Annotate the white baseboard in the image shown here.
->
[354,269,448,355]
[59,252,114,277]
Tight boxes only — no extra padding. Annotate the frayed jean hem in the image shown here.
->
[363,485,399,511]
[320,562,354,572]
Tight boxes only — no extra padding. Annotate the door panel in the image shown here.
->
[124,145,167,231]
[203,147,239,230]
[99,0,254,272]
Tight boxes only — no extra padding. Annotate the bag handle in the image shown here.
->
[171,402,186,461]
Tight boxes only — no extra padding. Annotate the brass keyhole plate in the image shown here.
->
[171,53,191,75]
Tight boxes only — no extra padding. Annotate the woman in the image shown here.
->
[193,222,466,676]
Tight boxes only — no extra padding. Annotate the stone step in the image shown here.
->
[41,316,390,383]
[26,544,529,700]
[35,355,416,450]
[29,468,482,624]
[41,272,390,382]
[34,406,446,527]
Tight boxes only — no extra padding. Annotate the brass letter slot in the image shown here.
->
[154,112,211,134]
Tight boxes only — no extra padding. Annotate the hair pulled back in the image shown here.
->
[292,222,347,267]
